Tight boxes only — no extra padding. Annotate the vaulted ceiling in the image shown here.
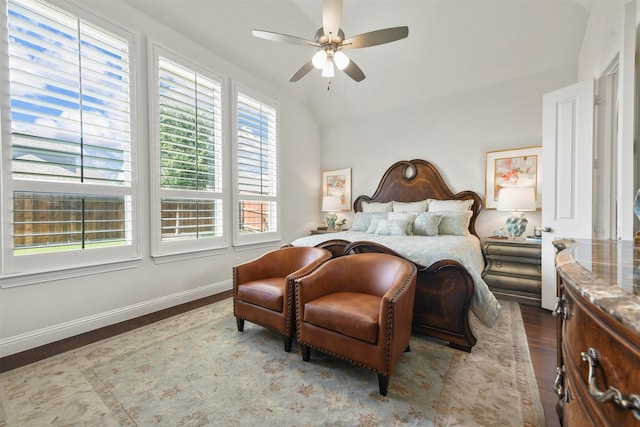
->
[123,0,591,126]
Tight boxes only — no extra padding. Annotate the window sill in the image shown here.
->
[0,258,142,289]
[152,246,228,264]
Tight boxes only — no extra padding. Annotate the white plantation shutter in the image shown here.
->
[2,0,136,275]
[152,49,224,255]
[235,87,279,245]
[9,0,131,185]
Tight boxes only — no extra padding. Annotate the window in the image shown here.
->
[150,44,224,256]
[1,0,137,277]
[233,85,279,246]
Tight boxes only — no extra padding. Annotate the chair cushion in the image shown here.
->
[237,278,286,312]
[303,292,381,344]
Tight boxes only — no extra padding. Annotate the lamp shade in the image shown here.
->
[497,187,536,212]
[333,51,350,70]
[321,60,335,77]
[312,50,327,69]
[322,195,341,212]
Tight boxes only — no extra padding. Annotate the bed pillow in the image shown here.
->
[427,199,474,212]
[351,212,387,231]
[392,200,428,213]
[387,212,417,234]
[374,219,410,236]
[412,212,443,236]
[438,210,473,235]
[361,201,393,213]
[366,215,385,233]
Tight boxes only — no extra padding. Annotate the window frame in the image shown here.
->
[148,41,227,258]
[0,0,141,281]
[232,82,280,247]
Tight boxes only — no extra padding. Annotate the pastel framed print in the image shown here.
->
[485,146,541,209]
[322,168,352,211]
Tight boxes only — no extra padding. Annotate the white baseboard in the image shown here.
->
[0,280,232,358]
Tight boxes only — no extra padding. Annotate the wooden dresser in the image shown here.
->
[554,239,640,426]
[482,238,542,306]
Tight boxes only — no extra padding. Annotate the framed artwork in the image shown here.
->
[322,168,352,211]
[485,146,542,209]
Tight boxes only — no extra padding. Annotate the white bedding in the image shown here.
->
[291,231,501,327]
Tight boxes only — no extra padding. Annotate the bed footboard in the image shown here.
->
[412,260,476,352]
[343,241,476,352]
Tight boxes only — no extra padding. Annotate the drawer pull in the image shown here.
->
[581,348,640,420]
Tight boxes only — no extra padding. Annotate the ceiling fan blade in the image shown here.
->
[342,59,365,82]
[322,0,343,40]
[252,30,319,48]
[342,26,409,49]
[289,60,315,82]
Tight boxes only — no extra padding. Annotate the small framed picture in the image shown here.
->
[322,168,351,211]
[485,146,541,209]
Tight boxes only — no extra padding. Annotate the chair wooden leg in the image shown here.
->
[301,344,311,362]
[378,374,390,396]
[284,336,293,352]
[236,317,244,331]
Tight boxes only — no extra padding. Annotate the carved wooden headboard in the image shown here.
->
[353,159,483,237]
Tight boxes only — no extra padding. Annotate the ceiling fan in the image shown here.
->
[251,0,408,83]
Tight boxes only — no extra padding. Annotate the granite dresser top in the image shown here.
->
[554,238,640,336]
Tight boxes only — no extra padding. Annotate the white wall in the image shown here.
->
[0,0,322,356]
[320,64,578,239]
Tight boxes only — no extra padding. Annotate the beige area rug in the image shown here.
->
[0,299,544,426]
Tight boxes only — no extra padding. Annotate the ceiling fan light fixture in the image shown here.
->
[321,60,335,77]
[333,50,350,70]
[312,50,327,69]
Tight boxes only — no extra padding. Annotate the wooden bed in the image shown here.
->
[318,159,483,352]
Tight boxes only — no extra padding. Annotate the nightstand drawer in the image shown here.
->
[484,258,541,277]
[483,242,541,259]
[483,273,541,294]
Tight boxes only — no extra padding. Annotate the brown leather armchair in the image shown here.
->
[295,252,417,396]
[233,246,332,352]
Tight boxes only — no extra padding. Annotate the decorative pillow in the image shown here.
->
[351,212,387,231]
[361,201,393,213]
[374,219,410,236]
[427,199,474,212]
[366,215,385,233]
[438,210,473,235]
[392,200,428,213]
[412,212,443,236]
[387,212,417,234]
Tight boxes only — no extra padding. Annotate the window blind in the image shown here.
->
[158,55,223,242]
[6,0,133,255]
[236,92,277,235]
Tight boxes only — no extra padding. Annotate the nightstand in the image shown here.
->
[481,238,542,307]
[309,229,348,235]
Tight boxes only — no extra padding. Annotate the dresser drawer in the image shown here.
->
[484,258,542,278]
[562,283,640,426]
[483,242,542,259]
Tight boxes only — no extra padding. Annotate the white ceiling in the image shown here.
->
[123,0,591,125]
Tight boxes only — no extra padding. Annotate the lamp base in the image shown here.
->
[325,212,337,229]
[505,213,528,238]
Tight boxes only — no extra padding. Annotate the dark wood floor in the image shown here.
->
[0,295,561,427]
[521,303,561,427]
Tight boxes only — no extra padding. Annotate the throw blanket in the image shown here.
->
[291,231,501,327]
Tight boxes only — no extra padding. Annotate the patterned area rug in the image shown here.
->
[0,299,544,426]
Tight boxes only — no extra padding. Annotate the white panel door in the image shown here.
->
[541,79,594,310]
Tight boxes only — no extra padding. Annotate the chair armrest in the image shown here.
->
[377,264,417,347]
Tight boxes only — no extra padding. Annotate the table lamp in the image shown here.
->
[321,196,342,229]
[497,187,536,238]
